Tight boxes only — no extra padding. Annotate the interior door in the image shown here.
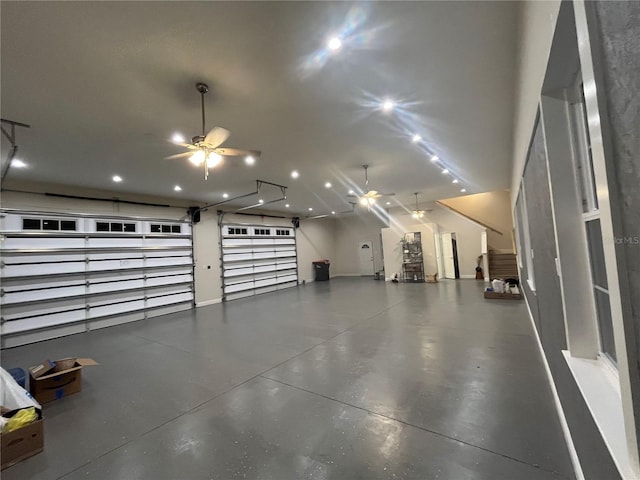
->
[358,241,374,276]
[441,233,456,279]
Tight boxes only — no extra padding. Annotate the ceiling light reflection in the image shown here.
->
[328,37,342,51]
[11,159,27,168]
[382,99,395,112]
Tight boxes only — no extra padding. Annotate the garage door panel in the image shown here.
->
[3,261,87,277]
[221,224,297,301]
[2,285,86,304]
[3,237,85,249]
[1,212,194,345]
[2,310,87,335]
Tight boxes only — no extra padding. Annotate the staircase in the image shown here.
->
[488,252,519,280]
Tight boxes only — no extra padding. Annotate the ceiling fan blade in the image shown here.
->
[165,152,193,160]
[346,194,358,198]
[204,127,231,148]
[214,148,261,157]
[174,142,198,150]
[378,192,396,197]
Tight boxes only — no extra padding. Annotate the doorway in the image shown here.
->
[358,241,374,276]
[440,233,460,279]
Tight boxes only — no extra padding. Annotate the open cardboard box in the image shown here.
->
[29,358,98,404]
[1,409,44,470]
[484,290,523,300]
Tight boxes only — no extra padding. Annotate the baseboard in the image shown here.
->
[523,294,585,480]
[331,273,364,277]
[196,298,222,307]
[460,274,477,279]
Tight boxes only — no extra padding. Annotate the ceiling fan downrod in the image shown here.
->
[363,164,369,189]
[194,82,209,142]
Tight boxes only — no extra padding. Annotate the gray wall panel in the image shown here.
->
[520,119,621,479]
[592,0,640,370]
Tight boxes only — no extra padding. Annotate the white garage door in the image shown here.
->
[221,224,298,301]
[0,211,194,347]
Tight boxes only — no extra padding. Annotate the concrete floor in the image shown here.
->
[2,278,574,480]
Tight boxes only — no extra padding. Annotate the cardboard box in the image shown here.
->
[28,360,56,380]
[484,291,523,300]
[1,415,44,470]
[29,358,97,404]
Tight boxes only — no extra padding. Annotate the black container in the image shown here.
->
[312,260,330,281]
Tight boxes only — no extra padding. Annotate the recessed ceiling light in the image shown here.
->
[386,201,391,205]
[291,170,300,179]
[285,204,290,208]
[431,155,439,162]
[330,211,336,215]
[461,188,467,193]
[382,99,395,112]
[412,134,422,143]
[11,159,27,168]
[223,193,229,198]
[441,169,449,175]
[259,199,264,204]
[348,189,355,195]
[328,36,342,51]
[245,155,255,165]
[308,207,313,211]
[452,179,458,184]
[325,182,332,188]
[172,133,185,143]
[112,175,122,183]
[174,185,182,192]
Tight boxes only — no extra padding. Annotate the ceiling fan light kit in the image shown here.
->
[348,165,395,209]
[167,82,260,180]
[411,192,426,219]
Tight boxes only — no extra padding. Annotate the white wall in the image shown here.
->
[426,205,485,278]
[439,190,514,252]
[332,213,387,276]
[384,205,485,279]
[296,217,336,282]
[381,221,437,281]
[510,0,562,203]
[0,188,190,220]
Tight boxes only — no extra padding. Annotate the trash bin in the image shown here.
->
[312,260,330,281]
[7,367,26,389]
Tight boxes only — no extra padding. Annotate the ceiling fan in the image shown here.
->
[410,192,426,219]
[166,82,260,180]
[347,164,395,208]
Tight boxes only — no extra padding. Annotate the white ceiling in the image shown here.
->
[1,1,519,215]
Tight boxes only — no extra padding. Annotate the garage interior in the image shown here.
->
[2,1,639,479]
